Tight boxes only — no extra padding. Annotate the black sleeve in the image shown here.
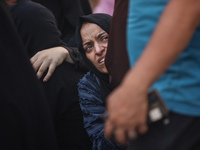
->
[10,1,65,57]
[59,0,92,28]
[66,46,89,73]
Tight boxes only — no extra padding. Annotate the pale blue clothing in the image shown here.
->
[127,0,200,116]
[78,71,127,150]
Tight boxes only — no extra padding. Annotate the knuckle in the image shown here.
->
[48,70,54,74]
[38,68,45,73]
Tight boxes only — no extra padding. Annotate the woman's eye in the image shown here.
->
[102,36,109,41]
[85,45,93,52]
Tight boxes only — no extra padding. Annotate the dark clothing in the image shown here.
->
[32,0,92,46]
[10,0,64,57]
[105,0,130,88]
[76,13,113,102]
[10,1,91,149]
[43,62,91,149]
[0,1,57,149]
[128,112,200,150]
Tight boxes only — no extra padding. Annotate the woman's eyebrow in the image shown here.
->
[96,31,106,40]
[83,31,106,46]
[83,41,91,46]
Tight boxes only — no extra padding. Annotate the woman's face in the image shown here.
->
[80,23,108,74]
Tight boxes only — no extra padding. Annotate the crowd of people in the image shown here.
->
[1,0,200,150]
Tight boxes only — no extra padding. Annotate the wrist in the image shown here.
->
[64,47,74,64]
[121,66,150,94]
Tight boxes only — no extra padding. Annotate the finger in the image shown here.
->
[114,127,127,145]
[127,125,137,140]
[30,53,38,65]
[36,61,50,79]
[32,59,43,72]
[138,124,148,134]
[43,63,56,82]
[104,119,115,139]
[127,130,137,140]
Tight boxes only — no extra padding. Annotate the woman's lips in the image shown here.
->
[100,58,105,63]
[98,57,105,65]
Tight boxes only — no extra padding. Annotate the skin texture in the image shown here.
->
[104,0,200,145]
[80,23,108,74]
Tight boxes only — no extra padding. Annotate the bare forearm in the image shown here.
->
[124,0,200,90]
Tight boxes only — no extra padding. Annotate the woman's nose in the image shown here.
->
[95,43,105,55]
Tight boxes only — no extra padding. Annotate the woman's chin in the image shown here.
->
[99,68,108,74]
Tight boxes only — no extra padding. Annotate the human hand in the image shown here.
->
[30,46,72,82]
[104,77,148,145]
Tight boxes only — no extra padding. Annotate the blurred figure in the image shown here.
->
[92,0,115,16]
[9,0,92,149]
[0,1,57,149]
[105,0,200,150]
[32,0,92,46]
[105,0,130,88]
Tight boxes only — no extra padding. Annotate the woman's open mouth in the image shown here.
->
[98,57,105,65]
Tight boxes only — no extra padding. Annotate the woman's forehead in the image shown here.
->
[81,22,103,32]
[80,23,106,40]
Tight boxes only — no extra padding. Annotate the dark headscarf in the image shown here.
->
[76,13,112,102]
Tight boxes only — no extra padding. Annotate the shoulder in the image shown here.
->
[78,72,101,90]
[10,1,56,24]
[78,72,102,103]
[78,72,105,120]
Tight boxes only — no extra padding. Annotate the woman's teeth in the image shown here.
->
[100,58,105,63]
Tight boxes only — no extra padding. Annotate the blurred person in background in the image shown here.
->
[32,0,92,46]
[8,0,92,149]
[0,1,57,149]
[105,0,130,88]
[89,0,114,16]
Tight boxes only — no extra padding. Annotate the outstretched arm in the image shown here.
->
[105,0,200,145]
[10,1,87,82]
[30,45,89,82]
